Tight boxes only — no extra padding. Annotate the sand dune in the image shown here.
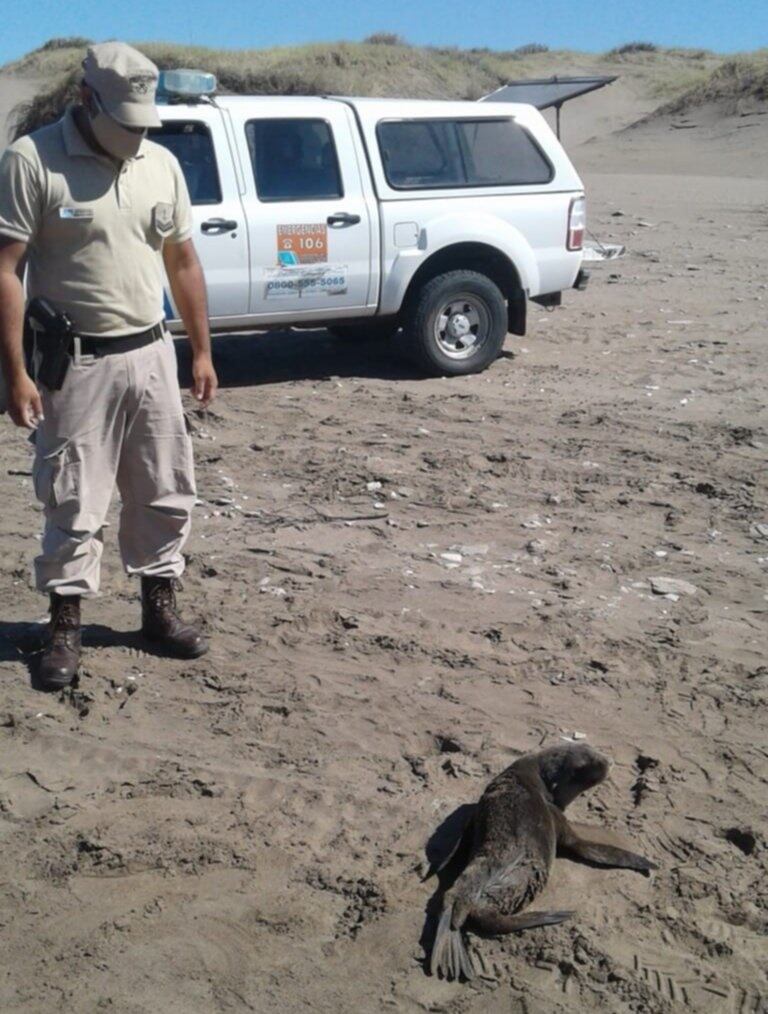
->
[0,75,45,146]
[574,106,768,178]
[540,69,661,147]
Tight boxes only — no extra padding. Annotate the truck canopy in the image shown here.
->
[208,95,584,197]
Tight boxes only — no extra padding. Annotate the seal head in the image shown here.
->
[531,743,610,810]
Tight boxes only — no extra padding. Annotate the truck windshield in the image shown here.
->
[377,118,553,190]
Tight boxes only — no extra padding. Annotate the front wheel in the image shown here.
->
[404,270,508,376]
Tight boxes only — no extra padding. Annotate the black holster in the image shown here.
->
[25,298,75,391]
[35,334,71,391]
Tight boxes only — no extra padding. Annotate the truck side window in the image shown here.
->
[377,118,553,189]
[456,120,552,186]
[245,119,343,202]
[377,121,465,188]
[149,122,222,205]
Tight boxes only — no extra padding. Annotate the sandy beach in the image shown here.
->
[0,65,766,1013]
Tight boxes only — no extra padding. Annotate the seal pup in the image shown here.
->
[429,743,657,981]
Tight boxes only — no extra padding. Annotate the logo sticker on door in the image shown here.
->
[277,224,328,265]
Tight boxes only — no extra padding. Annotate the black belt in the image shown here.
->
[74,322,165,357]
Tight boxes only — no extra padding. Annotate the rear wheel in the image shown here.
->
[328,321,400,343]
[404,270,508,376]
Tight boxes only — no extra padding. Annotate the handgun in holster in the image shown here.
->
[25,297,75,391]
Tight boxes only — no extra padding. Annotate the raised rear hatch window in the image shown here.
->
[377,118,553,190]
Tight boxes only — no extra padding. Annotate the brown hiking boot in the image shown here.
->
[38,594,81,691]
[141,576,208,658]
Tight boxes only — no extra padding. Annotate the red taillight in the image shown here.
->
[567,195,586,251]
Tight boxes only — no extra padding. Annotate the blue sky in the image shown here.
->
[2,0,765,65]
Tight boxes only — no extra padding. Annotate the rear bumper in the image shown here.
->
[530,266,590,309]
[573,268,590,291]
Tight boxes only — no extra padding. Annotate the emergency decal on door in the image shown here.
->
[276,223,328,265]
[264,264,348,299]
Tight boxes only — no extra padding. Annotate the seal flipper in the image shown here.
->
[561,839,658,874]
[469,908,574,936]
[555,816,658,874]
[430,904,476,981]
[423,811,475,881]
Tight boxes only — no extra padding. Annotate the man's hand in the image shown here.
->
[8,371,44,429]
[162,240,217,407]
[192,354,218,407]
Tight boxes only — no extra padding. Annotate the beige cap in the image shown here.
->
[82,42,162,128]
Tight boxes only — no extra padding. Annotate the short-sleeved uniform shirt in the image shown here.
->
[0,106,193,336]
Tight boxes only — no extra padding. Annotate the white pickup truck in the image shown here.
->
[153,73,588,376]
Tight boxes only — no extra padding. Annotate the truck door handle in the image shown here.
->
[201,218,238,233]
[327,212,361,227]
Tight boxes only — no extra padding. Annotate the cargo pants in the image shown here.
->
[32,332,196,597]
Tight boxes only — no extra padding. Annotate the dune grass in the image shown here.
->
[6,38,584,138]
[3,36,723,95]
[3,36,759,140]
[659,51,768,112]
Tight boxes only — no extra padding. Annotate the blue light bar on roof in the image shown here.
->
[159,69,217,98]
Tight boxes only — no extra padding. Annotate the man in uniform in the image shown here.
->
[0,42,218,690]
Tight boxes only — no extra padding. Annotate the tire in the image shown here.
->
[404,270,508,376]
[328,321,400,343]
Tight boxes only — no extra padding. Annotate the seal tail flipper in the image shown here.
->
[470,908,575,935]
[430,905,476,981]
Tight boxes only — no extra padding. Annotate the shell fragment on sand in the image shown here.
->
[456,544,490,557]
[650,576,698,597]
[440,552,463,567]
[560,731,587,742]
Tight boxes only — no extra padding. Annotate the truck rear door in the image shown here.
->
[226,99,377,320]
[151,104,250,324]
